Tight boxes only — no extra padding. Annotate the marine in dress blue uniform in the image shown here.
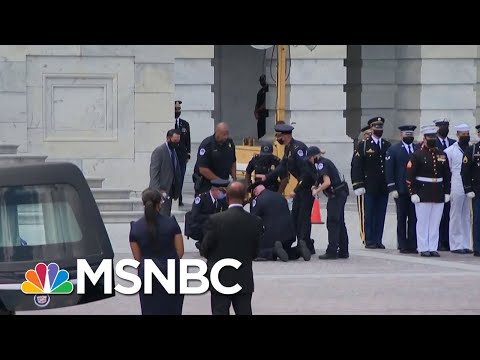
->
[174,101,191,207]
[385,125,419,253]
[434,118,457,251]
[351,117,391,249]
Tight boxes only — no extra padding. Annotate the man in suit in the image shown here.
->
[174,100,191,207]
[385,125,419,254]
[254,74,269,140]
[149,129,182,217]
[434,118,456,251]
[201,181,263,315]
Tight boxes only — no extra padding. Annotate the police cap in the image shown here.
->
[307,146,321,158]
[259,142,273,155]
[398,125,416,135]
[368,117,385,128]
[274,124,294,134]
[433,118,450,127]
[210,178,230,188]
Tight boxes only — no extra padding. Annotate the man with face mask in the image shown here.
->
[461,124,480,257]
[351,117,391,249]
[385,125,419,254]
[174,100,191,207]
[434,118,456,251]
[444,124,473,254]
[184,178,229,256]
[149,129,182,216]
[406,125,451,257]
[254,74,269,140]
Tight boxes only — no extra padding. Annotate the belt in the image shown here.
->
[416,176,443,183]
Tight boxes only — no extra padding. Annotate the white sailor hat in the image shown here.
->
[455,123,470,132]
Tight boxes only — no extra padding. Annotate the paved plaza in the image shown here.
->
[18,195,480,315]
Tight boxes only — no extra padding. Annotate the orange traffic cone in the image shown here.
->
[311,198,324,224]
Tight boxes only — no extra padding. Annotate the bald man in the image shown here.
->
[193,122,237,195]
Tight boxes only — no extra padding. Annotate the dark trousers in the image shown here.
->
[257,116,266,139]
[325,191,349,256]
[395,194,417,251]
[438,201,450,250]
[292,190,315,250]
[473,196,480,252]
[178,160,187,203]
[211,292,253,315]
[364,192,388,246]
[258,236,298,260]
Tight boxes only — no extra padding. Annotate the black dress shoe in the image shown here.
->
[430,251,440,257]
[464,249,474,254]
[474,252,480,257]
[399,249,409,254]
[337,253,349,259]
[376,244,386,249]
[365,244,377,249]
[420,251,431,257]
[451,249,466,254]
[274,241,289,262]
[409,249,419,254]
[438,246,450,251]
[318,253,338,260]
[298,240,311,261]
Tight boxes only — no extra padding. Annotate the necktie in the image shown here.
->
[441,140,445,149]
[410,145,413,154]
[170,148,176,170]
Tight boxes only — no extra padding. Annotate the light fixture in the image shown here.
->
[250,45,274,50]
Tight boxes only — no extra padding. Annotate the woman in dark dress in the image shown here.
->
[129,188,185,315]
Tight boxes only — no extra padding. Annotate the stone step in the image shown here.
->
[0,144,19,154]
[96,198,143,212]
[86,176,105,189]
[101,210,186,224]
[0,154,48,165]
[91,188,133,200]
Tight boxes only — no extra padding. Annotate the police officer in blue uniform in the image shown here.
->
[385,125,419,253]
[434,118,456,251]
[256,123,314,256]
[461,124,480,257]
[351,117,391,249]
[174,100,191,207]
[184,178,229,255]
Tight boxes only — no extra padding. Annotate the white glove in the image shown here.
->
[411,194,420,203]
[354,188,366,196]
[391,190,399,199]
[311,188,320,197]
[467,192,476,199]
[445,194,450,203]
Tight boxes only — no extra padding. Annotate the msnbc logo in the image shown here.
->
[21,263,74,307]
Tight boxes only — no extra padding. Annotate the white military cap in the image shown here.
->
[421,125,438,135]
[433,118,450,126]
[455,123,470,132]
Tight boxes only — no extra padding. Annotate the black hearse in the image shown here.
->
[0,162,115,314]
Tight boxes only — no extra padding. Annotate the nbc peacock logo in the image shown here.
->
[21,263,74,308]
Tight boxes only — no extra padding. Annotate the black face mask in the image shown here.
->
[438,127,449,138]
[277,138,284,145]
[168,141,179,149]
[459,136,470,146]
[403,136,414,145]
[175,111,181,119]
[373,130,383,138]
[426,139,437,148]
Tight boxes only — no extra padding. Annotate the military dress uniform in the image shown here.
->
[434,118,457,251]
[245,142,285,193]
[351,117,391,249]
[460,124,480,256]
[174,100,191,206]
[265,124,314,255]
[406,125,451,257]
[385,125,419,253]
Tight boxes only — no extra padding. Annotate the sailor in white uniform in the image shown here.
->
[444,124,474,254]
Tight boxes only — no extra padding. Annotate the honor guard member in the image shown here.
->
[434,118,456,251]
[174,100,191,207]
[406,125,451,257]
[444,124,473,254]
[461,124,480,256]
[385,125,419,254]
[249,184,311,262]
[310,146,350,260]
[245,141,288,194]
[256,123,314,255]
[193,122,237,195]
[351,117,391,249]
[185,178,229,254]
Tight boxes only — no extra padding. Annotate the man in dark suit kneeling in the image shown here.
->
[201,181,263,315]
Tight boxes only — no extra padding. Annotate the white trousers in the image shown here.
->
[415,202,445,252]
[449,193,471,251]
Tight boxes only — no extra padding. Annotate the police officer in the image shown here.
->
[254,74,269,139]
[249,184,311,262]
[461,124,480,257]
[245,141,288,194]
[256,123,314,255]
[193,122,236,195]
[434,118,456,251]
[311,146,350,259]
[406,125,451,257]
[351,117,391,249]
[385,125,419,254]
[174,100,191,207]
[185,178,229,254]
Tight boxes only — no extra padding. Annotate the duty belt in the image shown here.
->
[415,176,443,183]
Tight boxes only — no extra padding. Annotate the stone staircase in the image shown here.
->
[0,143,187,224]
